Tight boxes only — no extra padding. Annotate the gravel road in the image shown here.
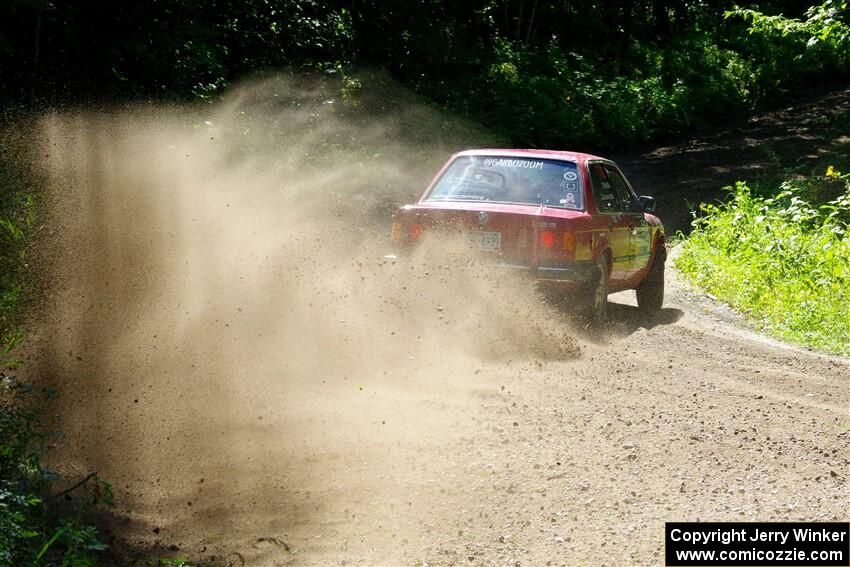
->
[205,257,848,567]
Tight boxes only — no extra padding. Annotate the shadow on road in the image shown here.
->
[603,303,684,336]
[557,299,684,344]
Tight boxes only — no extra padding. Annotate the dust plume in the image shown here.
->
[22,74,580,562]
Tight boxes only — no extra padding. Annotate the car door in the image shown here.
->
[603,164,651,279]
[588,162,632,284]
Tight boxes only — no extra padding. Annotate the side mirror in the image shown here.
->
[637,195,656,213]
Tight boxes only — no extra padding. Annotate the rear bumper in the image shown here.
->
[383,255,596,285]
[498,262,596,284]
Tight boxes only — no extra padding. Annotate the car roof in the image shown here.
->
[453,148,610,163]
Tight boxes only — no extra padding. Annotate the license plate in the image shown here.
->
[466,231,501,251]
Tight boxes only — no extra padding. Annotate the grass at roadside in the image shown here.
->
[0,160,33,366]
[675,172,850,356]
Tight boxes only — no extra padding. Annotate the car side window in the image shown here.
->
[589,163,619,213]
[604,165,637,212]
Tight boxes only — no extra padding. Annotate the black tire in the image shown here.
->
[586,255,609,321]
[636,246,665,312]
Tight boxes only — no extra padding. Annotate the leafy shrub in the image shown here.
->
[441,21,827,150]
[0,189,33,365]
[676,173,850,355]
[436,1,850,150]
[1,381,113,566]
[726,1,850,101]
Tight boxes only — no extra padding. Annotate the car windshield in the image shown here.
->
[425,156,584,210]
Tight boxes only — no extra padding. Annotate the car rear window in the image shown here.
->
[425,156,584,210]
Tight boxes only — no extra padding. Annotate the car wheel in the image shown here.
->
[636,245,665,312]
[587,255,609,321]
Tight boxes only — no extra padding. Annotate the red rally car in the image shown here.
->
[390,149,666,319]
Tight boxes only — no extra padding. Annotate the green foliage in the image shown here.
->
[3,1,849,149]
[728,1,850,57]
[0,153,34,366]
[676,175,850,355]
[443,1,849,148]
[466,35,764,148]
[725,1,850,101]
[374,0,849,149]
[0,381,113,566]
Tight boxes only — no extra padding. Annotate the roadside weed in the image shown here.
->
[677,175,850,355]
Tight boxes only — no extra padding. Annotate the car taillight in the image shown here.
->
[409,223,423,240]
[391,221,402,241]
[540,230,575,254]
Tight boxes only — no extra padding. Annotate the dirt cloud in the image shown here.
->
[22,74,580,561]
